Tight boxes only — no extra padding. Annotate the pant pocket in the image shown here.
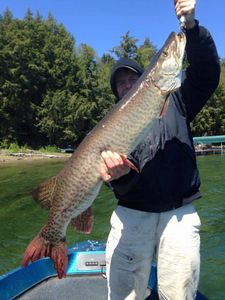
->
[109,247,135,296]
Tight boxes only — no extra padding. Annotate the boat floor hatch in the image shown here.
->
[17,274,108,300]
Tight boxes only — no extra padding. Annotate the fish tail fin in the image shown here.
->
[32,176,57,209]
[22,234,68,279]
[70,206,93,234]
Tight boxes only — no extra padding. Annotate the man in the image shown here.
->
[99,0,220,299]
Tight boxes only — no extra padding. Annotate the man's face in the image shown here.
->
[115,68,140,99]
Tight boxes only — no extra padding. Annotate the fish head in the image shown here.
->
[149,32,186,94]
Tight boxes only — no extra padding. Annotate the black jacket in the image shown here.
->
[110,22,220,212]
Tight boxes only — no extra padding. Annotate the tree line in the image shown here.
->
[0,9,224,149]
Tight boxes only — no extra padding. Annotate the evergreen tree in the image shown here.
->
[137,37,157,68]
[220,59,225,87]
[191,84,225,136]
[94,54,115,120]
[0,9,78,147]
[111,31,138,60]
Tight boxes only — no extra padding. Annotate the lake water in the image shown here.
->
[0,155,224,299]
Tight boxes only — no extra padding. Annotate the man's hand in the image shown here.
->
[99,151,130,183]
[174,0,196,29]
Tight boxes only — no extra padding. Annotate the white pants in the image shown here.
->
[106,204,201,300]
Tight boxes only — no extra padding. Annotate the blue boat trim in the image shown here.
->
[0,240,106,300]
[0,258,56,300]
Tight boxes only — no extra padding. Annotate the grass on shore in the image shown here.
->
[0,143,61,154]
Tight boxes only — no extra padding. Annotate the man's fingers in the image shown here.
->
[100,151,130,182]
[99,162,112,182]
[101,151,123,168]
[174,0,196,17]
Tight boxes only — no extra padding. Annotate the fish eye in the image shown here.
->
[162,51,168,57]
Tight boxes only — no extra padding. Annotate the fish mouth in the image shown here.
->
[177,31,186,46]
[177,31,185,39]
[172,31,186,60]
[166,32,186,54]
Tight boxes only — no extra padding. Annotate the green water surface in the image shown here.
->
[0,155,224,299]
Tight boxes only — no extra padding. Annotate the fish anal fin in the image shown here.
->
[71,206,93,234]
[32,176,57,209]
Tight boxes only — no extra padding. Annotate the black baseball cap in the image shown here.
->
[110,57,144,99]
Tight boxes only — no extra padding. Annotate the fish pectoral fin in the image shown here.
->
[120,154,140,173]
[32,176,57,209]
[70,206,93,234]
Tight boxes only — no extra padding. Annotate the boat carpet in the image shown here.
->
[17,275,108,300]
[16,274,158,300]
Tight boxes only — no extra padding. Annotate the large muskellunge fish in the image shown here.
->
[22,31,186,278]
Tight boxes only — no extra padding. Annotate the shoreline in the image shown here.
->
[0,152,71,164]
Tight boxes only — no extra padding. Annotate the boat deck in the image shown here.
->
[17,274,158,300]
[18,274,108,300]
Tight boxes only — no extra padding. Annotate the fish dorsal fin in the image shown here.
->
[70,206,93,234]
[32,176,57,209]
